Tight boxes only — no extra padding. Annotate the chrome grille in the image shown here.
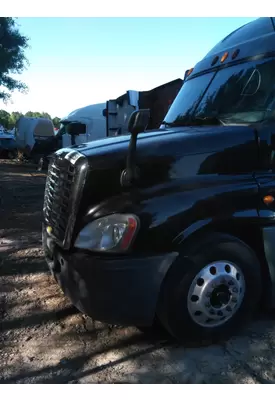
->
[43,149,88,249]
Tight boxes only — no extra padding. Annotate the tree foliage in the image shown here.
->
[0,17,29,102]
[52,117,61,128]
[25,111,52,120]
[0,110,61,129]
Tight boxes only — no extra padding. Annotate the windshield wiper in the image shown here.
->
[163,115,223,127]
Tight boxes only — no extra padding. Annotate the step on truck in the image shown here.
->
[43,17,275,344]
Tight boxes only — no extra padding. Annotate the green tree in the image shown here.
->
[9,111,23,124]
[25,111,52,119]
[0,109,10,128]
[52,116,61,128]
[40,112,51,120]
[0,110,61,129]
[8,111,23,129]
[0,18,29,102]
[25,111,35,117]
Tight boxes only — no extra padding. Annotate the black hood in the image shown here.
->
[69,125,257,160]
[54,124,259,230]
[64,124,257,207]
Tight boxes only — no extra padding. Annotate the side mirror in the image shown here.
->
[102,108,107,117]
[128,109,150,136]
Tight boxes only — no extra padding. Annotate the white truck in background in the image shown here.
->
[57,79,183,148]
[57,90,139,148]
[58,103,107,147]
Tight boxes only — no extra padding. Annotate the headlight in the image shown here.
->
[74,214,139,252]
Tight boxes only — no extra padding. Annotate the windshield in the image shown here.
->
[164,57,275,126]
[57,122,86,136]
[56,124,66,136]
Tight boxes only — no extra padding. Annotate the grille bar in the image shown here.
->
[43,149,88,249]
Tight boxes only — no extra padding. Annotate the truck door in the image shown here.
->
[255,126,275,216]
[253,126,275,307]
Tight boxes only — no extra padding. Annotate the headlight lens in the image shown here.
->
[74,214,139,252]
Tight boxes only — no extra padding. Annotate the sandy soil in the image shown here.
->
[1,160,275,384]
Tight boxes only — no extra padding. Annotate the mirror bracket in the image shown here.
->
[120,109,150,187]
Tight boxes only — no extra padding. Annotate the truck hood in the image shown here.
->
[69,124,256,159]
[63,124,258,218]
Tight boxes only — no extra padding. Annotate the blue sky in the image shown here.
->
[3,17,256,118]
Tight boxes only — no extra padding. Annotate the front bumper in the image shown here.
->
[43,225,178,326]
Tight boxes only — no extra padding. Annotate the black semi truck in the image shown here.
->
[43,17,275,344]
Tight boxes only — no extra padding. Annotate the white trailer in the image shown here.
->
[15,117,55,155]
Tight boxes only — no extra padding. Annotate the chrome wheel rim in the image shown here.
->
[187,261,245,328]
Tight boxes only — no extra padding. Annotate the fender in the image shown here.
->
[173,212,275,308]
[173,209,260,246]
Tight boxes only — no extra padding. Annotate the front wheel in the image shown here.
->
[157,233,262,345]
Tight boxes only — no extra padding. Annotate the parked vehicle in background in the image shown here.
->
[15,117,58,166]
[104,79,183,136]
[138,78,183,130]
[57,103,106,148]
[57,79,183,148]
[0,128,17,159]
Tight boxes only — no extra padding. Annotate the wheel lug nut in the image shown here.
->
[232,287,238,293]
[228,281,234,286]
[217,311,223,317]
[206,292,211,298]
[209,309,215,315]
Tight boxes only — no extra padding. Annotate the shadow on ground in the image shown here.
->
[2,161,275,384]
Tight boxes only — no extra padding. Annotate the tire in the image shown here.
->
[137,318,169,339]
[157,233,262,345]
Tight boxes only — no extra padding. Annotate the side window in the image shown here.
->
[57,126,66,136]
[196,58,275,122]
[78,124,86,134]
[67,123,86,135]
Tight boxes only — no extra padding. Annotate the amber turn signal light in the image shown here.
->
[220,52,229,63]
[263,195,275,205]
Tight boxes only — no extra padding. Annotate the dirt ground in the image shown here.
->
[2,161,275,384]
